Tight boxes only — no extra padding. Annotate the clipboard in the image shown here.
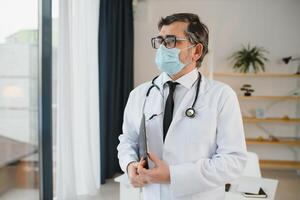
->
[138,114,149,169]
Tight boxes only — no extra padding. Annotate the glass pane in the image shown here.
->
[52,0,58,197]
[0,0,39,199]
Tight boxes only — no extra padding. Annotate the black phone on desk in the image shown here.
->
[138,114,149,169]
[225,183,231,192]
[242,187,268,198]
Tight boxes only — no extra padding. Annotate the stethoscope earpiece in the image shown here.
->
[185,108,196,118]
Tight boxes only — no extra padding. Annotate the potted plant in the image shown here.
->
[228,44,269,73]
[240,84,254,96]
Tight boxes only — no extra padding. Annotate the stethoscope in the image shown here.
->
[144,72,202,119]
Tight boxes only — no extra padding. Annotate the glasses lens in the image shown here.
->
[164,36,176,49]
[152,37,163,49]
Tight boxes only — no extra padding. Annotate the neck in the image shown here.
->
[171,64,197,80]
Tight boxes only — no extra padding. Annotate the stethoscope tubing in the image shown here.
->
[143,72,201,119]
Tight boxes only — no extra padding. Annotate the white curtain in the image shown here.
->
[56,0,100,199]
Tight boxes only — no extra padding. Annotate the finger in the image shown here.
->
[139,167,152,176]
[137,161,146,174]
[137,175,148,184]
[139,171,152,184]
[142,179,148,184]
[139,174,152,184]
[138,158,146,166]
[139,157,143,162]
[140,159,146,166]
[148,152,161,166]
[130,170,138,178]
[134,176,146,187]
[130,176,143,185]
[132,162,139,169]
[129,166,139,177]
[140,176,149,185]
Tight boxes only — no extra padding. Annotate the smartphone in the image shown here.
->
[225,183,231,192]
[242,188,267,198]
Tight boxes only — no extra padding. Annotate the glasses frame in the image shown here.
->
[151,35,189,49]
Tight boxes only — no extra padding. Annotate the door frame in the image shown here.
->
[38,0,53,199]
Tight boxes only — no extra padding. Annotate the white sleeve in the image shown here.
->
[117,92,140,176]
[169,87,248,197]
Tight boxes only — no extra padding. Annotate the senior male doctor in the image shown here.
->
[117,13,247,200]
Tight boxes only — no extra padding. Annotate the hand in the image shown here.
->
[127,161,148,188]
[137,152,170,184]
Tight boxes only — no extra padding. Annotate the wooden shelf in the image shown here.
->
[239,95,300,100]
[215,71,300,170]
[213,72,300,78]
[246,138,300,146]
[259,160,300,170]
[243,117,300,124]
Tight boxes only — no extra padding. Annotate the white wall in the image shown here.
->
[133,0,300,160]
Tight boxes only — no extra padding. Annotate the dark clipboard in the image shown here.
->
[138,114,149,169]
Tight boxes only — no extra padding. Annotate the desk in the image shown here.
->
[115,174,278,200]
[225,176,278,200]
[114,174,140,200]
[0,136,37,168]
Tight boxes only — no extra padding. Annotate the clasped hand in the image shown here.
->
[127,152,170,188]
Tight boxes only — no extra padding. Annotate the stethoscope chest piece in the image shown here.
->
[185,108,196,118]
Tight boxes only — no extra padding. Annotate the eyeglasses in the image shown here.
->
[151,35,189,49]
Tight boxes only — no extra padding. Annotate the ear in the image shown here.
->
[193,43,203,62]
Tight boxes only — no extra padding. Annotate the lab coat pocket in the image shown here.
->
[184,107,216,160]
[187,107,214,144]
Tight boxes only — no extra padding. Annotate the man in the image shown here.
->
[117,13,247,200]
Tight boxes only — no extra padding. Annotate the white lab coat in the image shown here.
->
[117,71,247,200]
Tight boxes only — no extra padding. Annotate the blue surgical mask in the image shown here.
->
[155,45,194,75]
